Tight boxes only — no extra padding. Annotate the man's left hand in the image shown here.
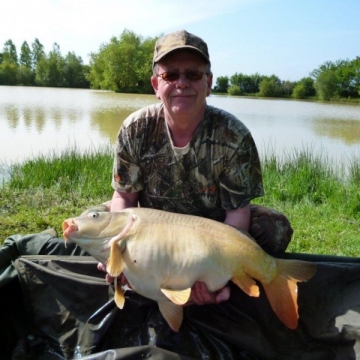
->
[185,282,230,306]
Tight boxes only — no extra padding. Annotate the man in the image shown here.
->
[106,30,293,305]
[0,30,293,358]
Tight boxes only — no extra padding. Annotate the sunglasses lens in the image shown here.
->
[185,70,204,81]
[161,71,180,81]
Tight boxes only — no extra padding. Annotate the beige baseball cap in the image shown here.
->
[153,30,210,67]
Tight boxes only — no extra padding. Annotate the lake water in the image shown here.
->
[1,86,359,172]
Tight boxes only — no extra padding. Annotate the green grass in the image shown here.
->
[0,146,359,256]
[0,145,114,238]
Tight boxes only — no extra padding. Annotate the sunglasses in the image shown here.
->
[157,70,208,82]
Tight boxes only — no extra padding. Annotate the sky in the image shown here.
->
[1,0,359,82]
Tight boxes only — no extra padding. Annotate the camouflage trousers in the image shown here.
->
[83,202,293,254]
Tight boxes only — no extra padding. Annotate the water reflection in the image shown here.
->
[0,86,359,167]
[91,108,136,143]
[313,118,360,145]
[5,105,20,128]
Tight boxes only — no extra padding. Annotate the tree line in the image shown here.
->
[213,56,360,100]
[1,29,359,100]
[0,38,89,88]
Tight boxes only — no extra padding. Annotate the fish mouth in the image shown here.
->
[62,219,78,246]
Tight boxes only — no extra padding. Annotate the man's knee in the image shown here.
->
[249,204,293,253]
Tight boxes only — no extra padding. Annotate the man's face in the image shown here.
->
[151,50,213,120]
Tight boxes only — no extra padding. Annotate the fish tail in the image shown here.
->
[262,259,316,329]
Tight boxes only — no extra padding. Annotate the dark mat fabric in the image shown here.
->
[1,233,360,359]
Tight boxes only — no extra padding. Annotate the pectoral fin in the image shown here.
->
[114,277,125,309]
[158,300,184,332]
[160,287,191,305]
[106,241,124,277]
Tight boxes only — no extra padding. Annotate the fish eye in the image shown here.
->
[88,212,99,218]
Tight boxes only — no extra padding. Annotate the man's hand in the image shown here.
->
[185,281,230,306]
[97,262,129,286]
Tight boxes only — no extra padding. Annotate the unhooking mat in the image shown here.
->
[1,233,360,359]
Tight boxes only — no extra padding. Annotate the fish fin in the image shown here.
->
[114,277,125,309]
[160,287,191,305]
[158,300,184,332]
[231,273,260,297]
[262,259,317,329]
[106,241,124,277]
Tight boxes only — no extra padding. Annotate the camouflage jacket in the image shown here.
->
[112,103,264,222]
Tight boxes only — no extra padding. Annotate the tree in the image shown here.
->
[2,39,18,64]
[352,57,360,96]
[17,41,34,85]
[35,43,65,87]
[20,41,32,68]
[17,65,34,85]
[35,57,47,86]
[0,40,18,84]
[227,85,242,95]
[134,35,157,93]
[300,77,316,97]
[229,72,263,95]
[281,80,296,96]
[349,57,360,97]
[63,52,89,88]
[336,58,360,97]
[311,58,360,99]
[292,77,315,99]
[48,43,64,86]
[0,61,17,85]
[87,29,157,92]
[314,70,339,100]
[292,83,306,99]
[31,38,45,71]
[213,76,229,93]
[87,49,106,89]
[258,75,282,97]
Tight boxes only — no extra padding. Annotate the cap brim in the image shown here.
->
[153,46,210,66]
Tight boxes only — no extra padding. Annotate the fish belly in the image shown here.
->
[120,233,237,300]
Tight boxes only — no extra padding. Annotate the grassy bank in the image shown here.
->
[0,147,359,256]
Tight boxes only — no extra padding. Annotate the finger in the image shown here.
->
[192,282,216,305]
[120,273,131,287]
[190,282,203,305]
[105,273,115,283]
[97,262,107,272]
[198,282,216,303]
[215,286,231,303]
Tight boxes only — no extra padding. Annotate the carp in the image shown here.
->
[62,207,316,332]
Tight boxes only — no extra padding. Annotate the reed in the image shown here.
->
[0,146,359,256]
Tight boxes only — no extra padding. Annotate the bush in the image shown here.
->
[258,78,281,97]
[292,83,306,99]
[227,85,243,96]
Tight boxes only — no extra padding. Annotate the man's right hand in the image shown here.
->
[97,262,129,286]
